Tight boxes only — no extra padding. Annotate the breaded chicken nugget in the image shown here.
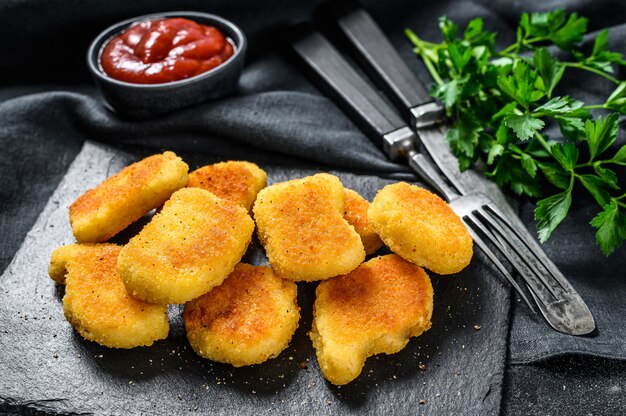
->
[48,244,169,349]
[118,188,254,304]
[69,151,189,243]
[344,189,383,254]
[310,254,433,385]
[187,161,267,211]
[253,173,365,281]
[368,182,473,275]
[183,263,299,367]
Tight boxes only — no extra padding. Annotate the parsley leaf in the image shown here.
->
[447,43,473,73]
[431,78,464,107]
[550,12,587,50]
[590,201,626,255]
[439,16,458,42]
[605,81,626,113]
[580,29,626,74]
[487,143,505,165]
[521,153,538,178]
[551,142,579,171]
[492,102,518,121]
[537,161,570,190]
[611,145,626,165]
[535,187,573,242]
[585,113,619,161]
[505,113,545,140]
[491,153,542,197]
[446,112,481,170]
[462,18,496,47]
[594,165,619,189]
[593,29,609,56]
[520,10,587,51]
[533,96,584,115]
[533,48,565,97]
[497,62,544,108]
[578,174,611,206]
[556,114,588,141]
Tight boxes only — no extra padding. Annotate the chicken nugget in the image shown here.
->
[187,161,267,210]
[344,189,383,254]
[253,173,365,281]
[118,187,254,304]
[69,151,189,243]
[368,182,473,275]
[183,263,299,367]
[310,254,433,385]
[48,244,169,348]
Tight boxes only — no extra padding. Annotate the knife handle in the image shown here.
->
[291,28,405,141]
[291,29,459,201]
[322,2,445,128]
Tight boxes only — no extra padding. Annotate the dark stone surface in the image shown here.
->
[503,355,626,416]
[0,142,509,415]
[2,0,626,414]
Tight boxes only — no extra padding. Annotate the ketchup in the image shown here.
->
[100,18,235,84]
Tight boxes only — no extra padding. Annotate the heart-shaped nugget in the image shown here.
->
[253,173,365,281]
[310,254,433,385]
[369,182,473,275]
[183,263,299,367]
[49,244,169,348]
[118,188,255,304]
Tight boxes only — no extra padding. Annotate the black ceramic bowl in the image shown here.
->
[87,11,246,119]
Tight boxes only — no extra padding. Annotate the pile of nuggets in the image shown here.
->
[49,151,473,385]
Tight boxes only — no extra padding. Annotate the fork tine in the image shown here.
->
[467,210,557,307]
[461,200,594,334]
[463,215,537,313]
[475,208,562,299]
[483,204,568,291]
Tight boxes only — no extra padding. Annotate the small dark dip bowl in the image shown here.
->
[87,11,246,119]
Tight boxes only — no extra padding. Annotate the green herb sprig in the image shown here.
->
[405,9,626,255]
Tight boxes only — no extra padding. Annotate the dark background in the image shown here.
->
[1,0,625,414]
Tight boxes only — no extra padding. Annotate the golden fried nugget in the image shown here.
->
[344,189,383,254]
[253,173,365,281]
[310,254,433,385]
[187,161,267,211]
[69,151,189,243]
[183,263,299,367]
[48,244,169,349]
[118,187,254,304]
[368,182,473,275]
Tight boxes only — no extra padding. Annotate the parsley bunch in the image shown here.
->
[405,9,626,255]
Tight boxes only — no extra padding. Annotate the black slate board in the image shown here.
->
[0,141,511,415]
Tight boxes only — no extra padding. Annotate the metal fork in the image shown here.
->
[454,194,595,334]
[291,28,596,335]
[384,119,598,335]
[390,128,536,311]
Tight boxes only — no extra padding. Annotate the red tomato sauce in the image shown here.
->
[100,18,235,84]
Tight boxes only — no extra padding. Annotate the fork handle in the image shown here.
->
[291,28,405,140]
[324,2,445,127]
